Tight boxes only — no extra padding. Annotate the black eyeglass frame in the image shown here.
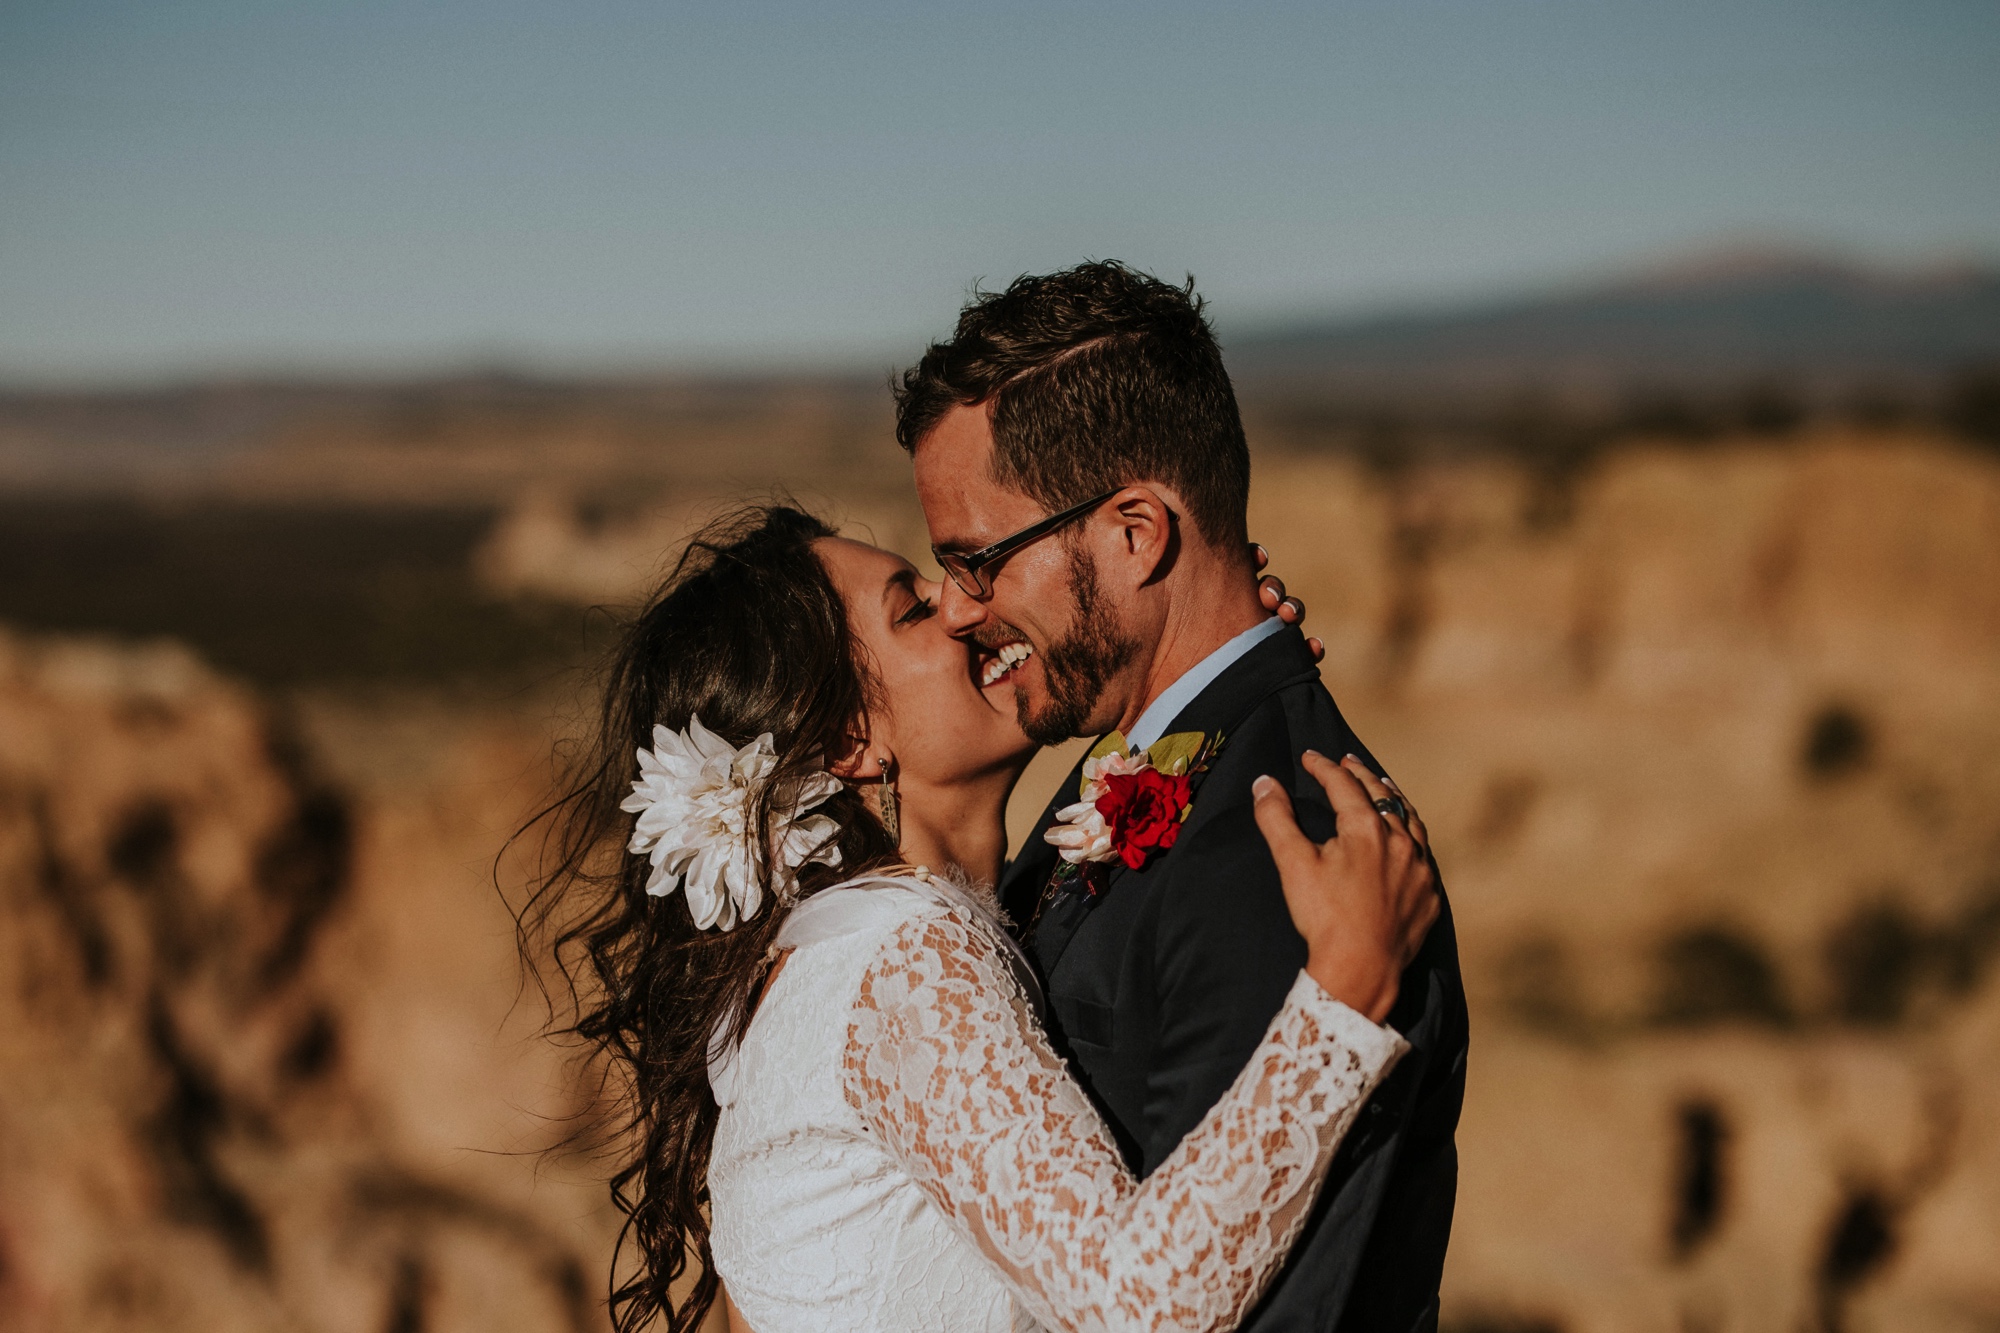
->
[931,488,1120,599]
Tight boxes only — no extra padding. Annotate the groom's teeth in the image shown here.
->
[980,641,1034,687]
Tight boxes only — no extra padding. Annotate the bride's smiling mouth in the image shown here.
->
[974,638,1034,689]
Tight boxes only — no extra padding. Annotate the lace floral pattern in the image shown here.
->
[844,903,1406,1333]
[710,887,1023,1333]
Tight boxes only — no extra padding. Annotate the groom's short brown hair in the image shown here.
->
[894,261,1251,550]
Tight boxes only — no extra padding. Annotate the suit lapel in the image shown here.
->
[999,749,1086,928]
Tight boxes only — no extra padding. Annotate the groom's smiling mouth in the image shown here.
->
[975,639,1034,689]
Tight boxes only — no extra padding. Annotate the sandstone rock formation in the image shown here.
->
[474,429,2000,1331]
[1252,433,2000,1333]
[2,428,1995,1333]
[0,632,638,1333]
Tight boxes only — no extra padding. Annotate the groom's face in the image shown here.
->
[912,404,1137,746]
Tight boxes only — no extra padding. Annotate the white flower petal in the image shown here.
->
[1045,797,1118,864]
[1081,750,1148,785]
[683,714,730,759]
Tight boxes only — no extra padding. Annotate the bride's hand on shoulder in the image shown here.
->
[1252,542,1324,663]
[1252,753,1439,1024]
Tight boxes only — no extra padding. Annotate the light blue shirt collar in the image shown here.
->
[1125,616,1286,753]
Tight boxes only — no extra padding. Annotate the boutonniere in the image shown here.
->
[1043,729,1224,894]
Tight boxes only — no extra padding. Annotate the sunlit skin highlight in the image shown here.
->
[912,401,1275,744]
[813,536,1037,887]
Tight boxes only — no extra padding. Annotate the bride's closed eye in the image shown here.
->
[885,568,936,627]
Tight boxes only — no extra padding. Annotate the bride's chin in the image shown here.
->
[957,725,1039,781]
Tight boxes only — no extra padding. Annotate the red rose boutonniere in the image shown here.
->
[1043,729,1223,892]
[1095,765,1192,869]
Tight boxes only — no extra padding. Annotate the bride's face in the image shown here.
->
[815,537,1036,785]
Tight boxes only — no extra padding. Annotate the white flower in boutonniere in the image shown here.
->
[1045,729,1224,877]
[620,714,843,931]
[1046,750,1145,865]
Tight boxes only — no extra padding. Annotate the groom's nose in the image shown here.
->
[937,572,990,638]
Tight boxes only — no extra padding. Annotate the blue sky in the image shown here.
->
[3,0,1996,383]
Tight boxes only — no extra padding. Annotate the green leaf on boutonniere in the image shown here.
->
[1145,731,1208,776]
[1087,730,1131,762]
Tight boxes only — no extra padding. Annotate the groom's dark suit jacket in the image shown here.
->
[999,626,1468,1333]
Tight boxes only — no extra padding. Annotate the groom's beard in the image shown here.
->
[1020,549,1137,749]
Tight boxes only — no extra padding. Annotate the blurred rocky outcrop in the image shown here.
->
[0,631,624,1332]
[1,424,1996,1333]
[445,429,2000,1330]
[1239,432,2000,1333]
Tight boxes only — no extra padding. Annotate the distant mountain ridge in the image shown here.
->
[1229,248,2000,399]
[5,247,1998,494]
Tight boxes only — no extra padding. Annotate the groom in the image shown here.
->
[899,262,1467,1331]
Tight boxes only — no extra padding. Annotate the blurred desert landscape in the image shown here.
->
[3,257,2000,1333]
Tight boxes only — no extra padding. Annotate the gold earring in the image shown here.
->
[877,756,900,846]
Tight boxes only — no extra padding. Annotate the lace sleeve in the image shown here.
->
[842,909,1407,1333]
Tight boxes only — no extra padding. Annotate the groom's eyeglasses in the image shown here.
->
[932,489,1120,600]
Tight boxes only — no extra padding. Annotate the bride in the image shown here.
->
[527,505,1438,1333]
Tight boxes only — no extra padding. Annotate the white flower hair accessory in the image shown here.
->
[620,714,843,931]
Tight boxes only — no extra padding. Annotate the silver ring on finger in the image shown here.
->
[1373,795,1407,821]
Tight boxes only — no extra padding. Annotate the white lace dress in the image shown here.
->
[706,872,1407,1333]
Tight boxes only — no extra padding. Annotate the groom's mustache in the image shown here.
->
[968,622,1033,652]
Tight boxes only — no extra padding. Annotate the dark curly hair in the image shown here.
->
[894,259,1252,549]
[517,504,898,1333]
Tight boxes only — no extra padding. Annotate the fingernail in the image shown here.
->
[1253,775,1279,797]
[1344,753,1362,765]
[1302,749,1323,762]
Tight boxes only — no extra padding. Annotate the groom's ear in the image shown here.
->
[1105,485,1179,586]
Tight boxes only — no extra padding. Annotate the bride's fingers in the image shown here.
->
[1336,755,1415,842]
[1259,578,1308,627]
[1301,750,1381,840]
[1306,635,1326,663]
[1323,756,1440,958]
[1288,753,1439,1004]
[1380,772,1430,853]
[1252,554,1316,635]
[1251,774,1314,876]
[1404,804,1430,856]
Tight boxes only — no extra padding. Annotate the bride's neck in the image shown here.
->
[892,764,1021,887]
